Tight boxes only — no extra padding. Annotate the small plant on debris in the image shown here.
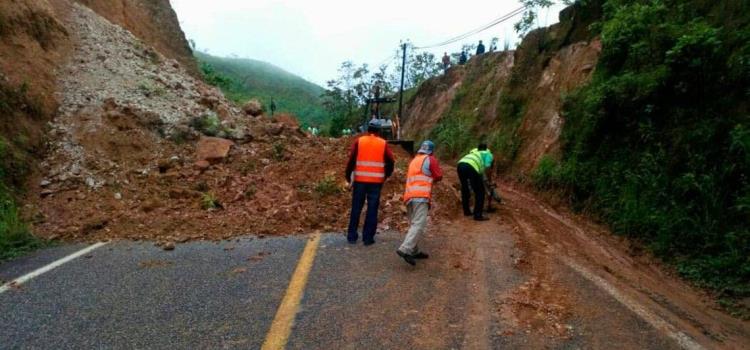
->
[137,82,166,98]
[314,175,342,197]
[244,185,257,199]
[239,159,258,175]
[200,192,221,210]
[271,142,286,161]
[190,113,228,137]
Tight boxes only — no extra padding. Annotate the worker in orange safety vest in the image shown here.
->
[397,140,443,266]
[345,120,395,245]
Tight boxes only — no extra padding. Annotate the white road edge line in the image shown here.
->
[0,242,108,294]
[562,258,705,350]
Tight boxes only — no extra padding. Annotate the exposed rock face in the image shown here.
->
[74,0,199,77]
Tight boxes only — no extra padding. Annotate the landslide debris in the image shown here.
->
[29,3,460,243]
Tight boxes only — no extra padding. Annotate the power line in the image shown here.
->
[414,6,526,49]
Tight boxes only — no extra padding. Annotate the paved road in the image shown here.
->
[0,218,689,349]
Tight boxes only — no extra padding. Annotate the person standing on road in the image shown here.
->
[397,141,443,266]
[345,120,395,245]
[457,143,493,221]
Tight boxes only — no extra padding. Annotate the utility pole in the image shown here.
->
[397,42,407,127]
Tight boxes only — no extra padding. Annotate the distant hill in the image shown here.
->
[195,51,328,127]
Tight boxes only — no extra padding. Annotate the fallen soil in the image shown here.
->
[31,135,460,244]
[498,182,750,349]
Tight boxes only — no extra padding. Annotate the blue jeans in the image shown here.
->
[347,182,383,243]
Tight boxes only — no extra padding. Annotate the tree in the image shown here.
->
[321,62,372,136]
[515,0,577,37]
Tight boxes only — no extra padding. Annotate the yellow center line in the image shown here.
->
[261,233,321,350]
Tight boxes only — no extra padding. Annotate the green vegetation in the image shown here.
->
[428,54,520,159]
[0,82,45,260]
[271,142,286,161]
[195,51,328,128]
[137,82,166,97]
[190,113,229,137]
[314,175,342,197]
[200,192,221,210]
[533,0,750,298]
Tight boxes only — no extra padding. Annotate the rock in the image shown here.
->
[114,192,122,200]
[40,189,54,198]
[242,99,263,116]
[199,95,220,109]
[273,113,300,129]
[162,242,175,251]
[81,218,109,235]
[194,160,211,170]
[157,159,174,173]
[216,104,232,120]
[40,179,52,187]
[195,136,234,164]
[85,177,96,188]
[141,199,161,213]
[265,123,284,136]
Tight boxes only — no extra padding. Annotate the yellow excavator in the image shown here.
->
[361,85,414,155]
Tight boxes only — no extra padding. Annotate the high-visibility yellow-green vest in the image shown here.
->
[458,148,491,173]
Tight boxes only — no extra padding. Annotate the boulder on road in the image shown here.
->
[196,137,235,164]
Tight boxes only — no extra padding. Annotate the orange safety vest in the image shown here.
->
[353,134,387,184]
[403,154,433,202]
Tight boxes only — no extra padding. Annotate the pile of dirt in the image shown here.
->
[21,1,462,244]
[33,134,461,243]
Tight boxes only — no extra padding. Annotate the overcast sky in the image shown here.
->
[171,0,567,86]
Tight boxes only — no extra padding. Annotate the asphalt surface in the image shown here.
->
[0,230,682,349]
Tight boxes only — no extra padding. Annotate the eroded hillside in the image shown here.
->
[402,1,601,175]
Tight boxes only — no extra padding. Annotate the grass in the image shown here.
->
[271,142,286,161]
[0,138,41,261]
[137,82,166,97]
[313,175,341,197]
[189,113,228,137]
[0,187,43,261]
[0,79,47,261]
[200,192,221,210]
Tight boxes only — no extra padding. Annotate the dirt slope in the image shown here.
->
[401,1,601,174]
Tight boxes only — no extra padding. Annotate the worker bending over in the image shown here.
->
[457,143,493,221]
[397,141,443,266]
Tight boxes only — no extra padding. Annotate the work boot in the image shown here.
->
[413,251,429,259]
[363,240,376,246]
[397,250,416,266]
[473,216,490,221]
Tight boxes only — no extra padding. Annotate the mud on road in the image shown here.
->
[4,178,750,349]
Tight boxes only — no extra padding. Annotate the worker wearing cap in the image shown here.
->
[345,120,395,245]
[397,140,443,266]
[457,143,493,221]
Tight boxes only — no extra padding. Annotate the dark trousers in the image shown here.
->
[347,182,383,243]
[457,163,484,218]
